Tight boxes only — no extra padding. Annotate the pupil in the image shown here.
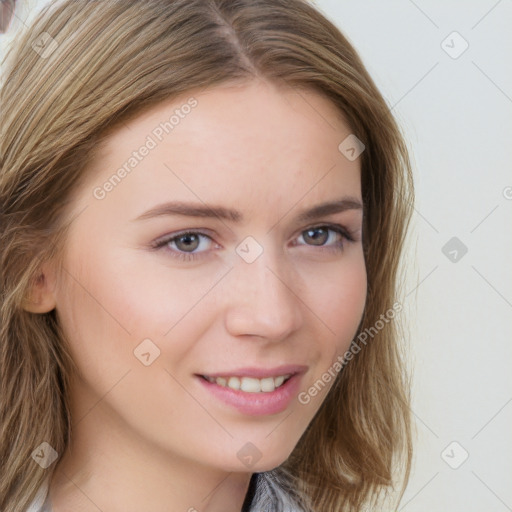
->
[177,234,199,251]
[306,227,327,246]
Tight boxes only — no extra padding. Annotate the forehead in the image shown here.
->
[74,80,361,222]
[95,79,353,163]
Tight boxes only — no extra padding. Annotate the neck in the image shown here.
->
[48,400,253,512]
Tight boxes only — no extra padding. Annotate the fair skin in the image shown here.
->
[26,79,367,512]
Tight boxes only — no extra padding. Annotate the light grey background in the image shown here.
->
[2,1,511,511]
[313,2,512,511]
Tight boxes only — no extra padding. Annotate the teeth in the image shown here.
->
[204,374,291,393]
[260,377,275,392]
[227,376,240,390]
[274,376,285,387]
[240,377,260,393]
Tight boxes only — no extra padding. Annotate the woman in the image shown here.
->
[0,1,415,510]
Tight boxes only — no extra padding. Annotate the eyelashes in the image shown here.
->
[152,223,357,263]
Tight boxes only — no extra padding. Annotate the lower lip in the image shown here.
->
[197,374,302,416]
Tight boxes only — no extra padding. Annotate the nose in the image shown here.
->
[223,245,303,342]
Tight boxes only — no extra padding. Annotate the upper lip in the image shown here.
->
[198,364,308,379]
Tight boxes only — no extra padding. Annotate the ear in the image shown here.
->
[22,263,57,313]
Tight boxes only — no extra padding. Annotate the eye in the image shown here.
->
[293,224,355,253]
[152,231,216,262]
[152,223,355,262]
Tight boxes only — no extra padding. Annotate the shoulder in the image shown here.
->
[248,470,309,512]
[26,478,51,512]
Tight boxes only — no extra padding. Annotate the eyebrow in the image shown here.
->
[132,197,363,223]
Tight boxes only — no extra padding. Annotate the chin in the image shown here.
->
[250,457,290,473]
[201,438,295,474]
[238,440,298,473]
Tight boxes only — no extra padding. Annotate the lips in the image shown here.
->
[199,364,307,379]
[196,365,307,415]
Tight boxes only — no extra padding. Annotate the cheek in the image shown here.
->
[291,255,366,415]
[100,249,230,336]
[54,264,138,401]
[306,252,367,352]
[54,248,222,382]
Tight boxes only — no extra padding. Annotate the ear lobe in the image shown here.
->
[22,265,57,314]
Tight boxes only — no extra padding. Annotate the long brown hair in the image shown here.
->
[0,1,415,510]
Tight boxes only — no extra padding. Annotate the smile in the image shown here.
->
[196,365,307,416]
[201,374,292,393]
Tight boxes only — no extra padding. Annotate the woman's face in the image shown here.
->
[46,80,366,475]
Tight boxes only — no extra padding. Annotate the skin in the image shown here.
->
[26,79,367,512]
